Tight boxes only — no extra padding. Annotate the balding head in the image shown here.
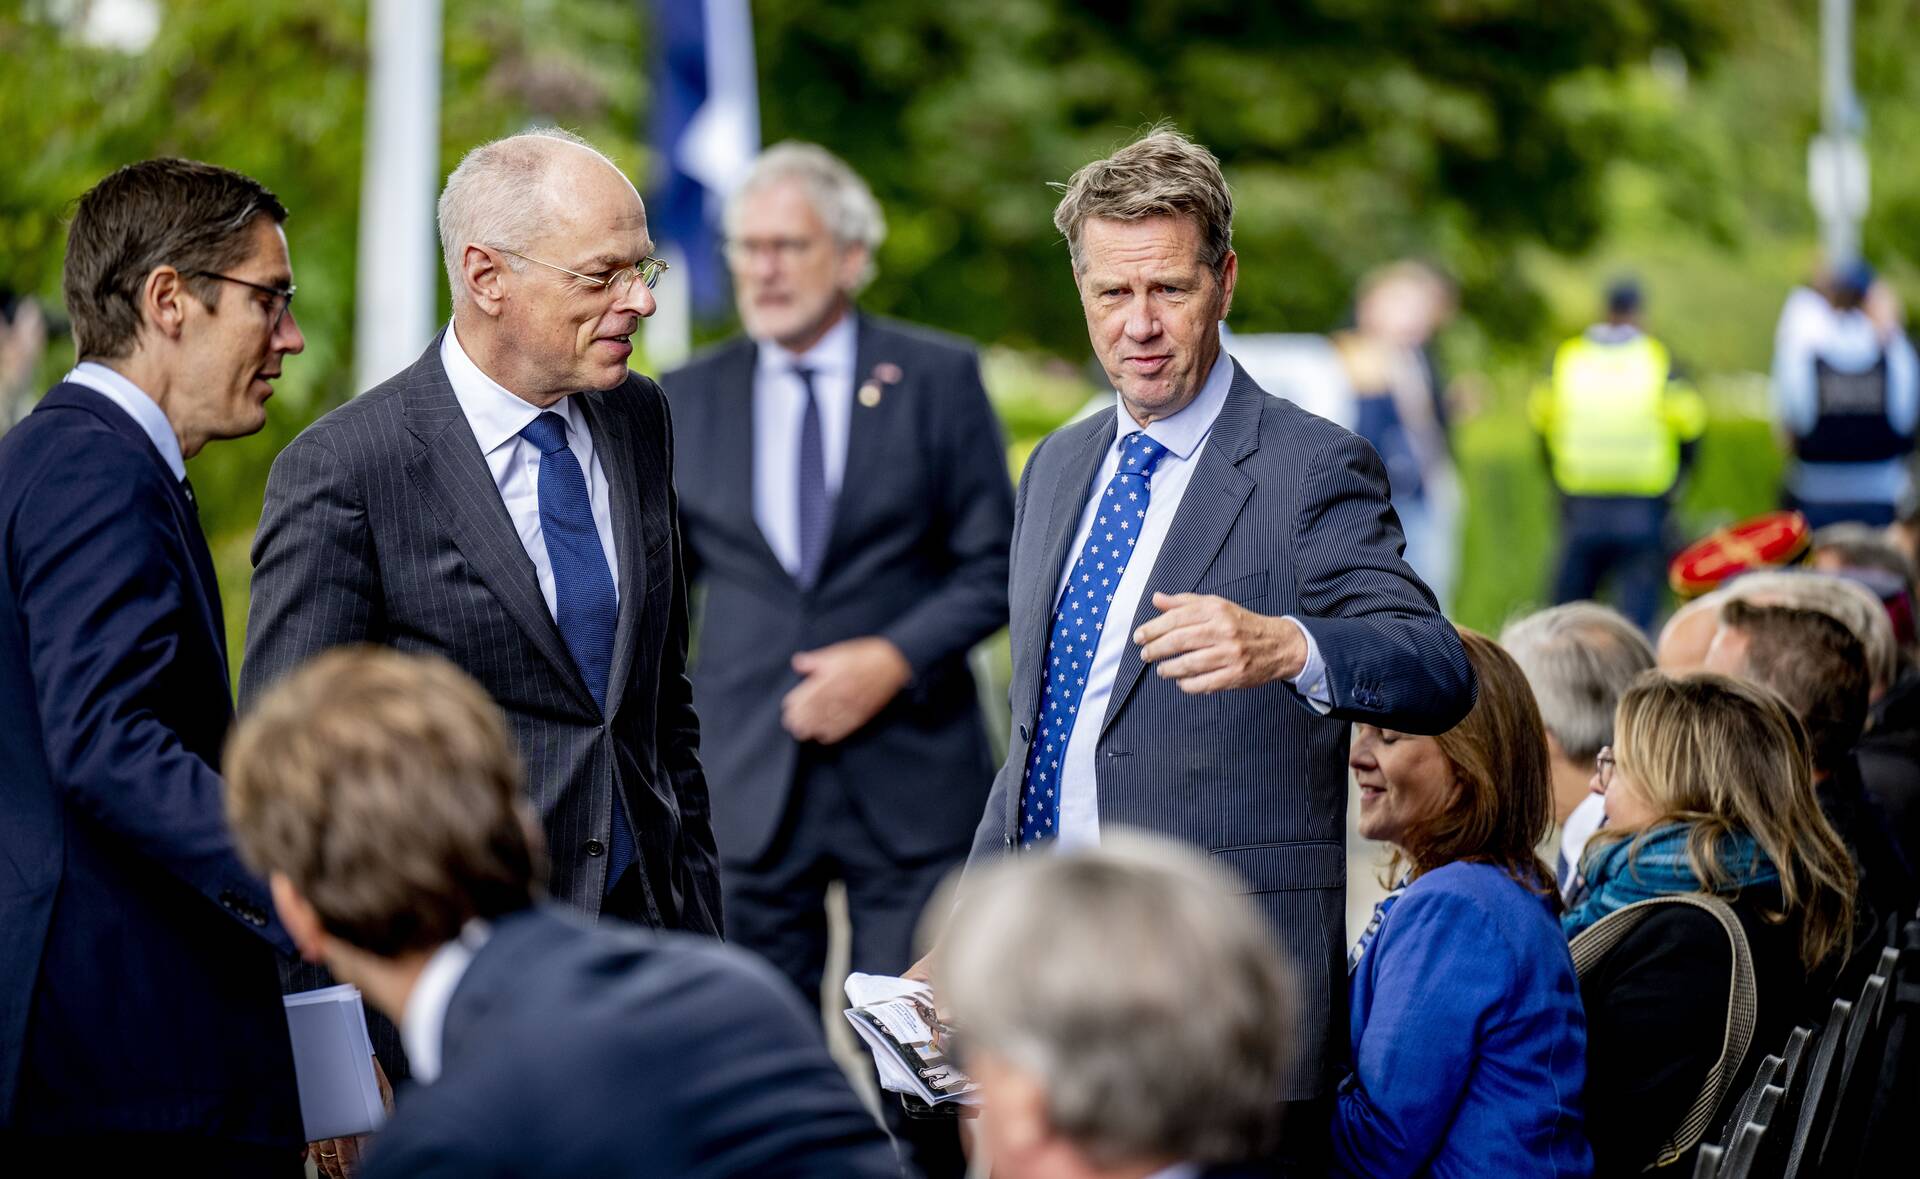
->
[436,128,636,308]
[1657,590,1728,672]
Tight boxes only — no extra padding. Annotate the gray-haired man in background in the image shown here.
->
[1499,601,1654,895]
[940,831,1297,1179]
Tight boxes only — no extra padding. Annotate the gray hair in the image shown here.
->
[938,832,1295,1169]
[1811,522,1919,597]
[1723,570,1898,694]
[1051,125,1234,275]
[723,141,886,289]
[437,127,616,306]
[1500,602,1655,763]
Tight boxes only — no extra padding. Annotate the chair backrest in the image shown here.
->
[1782,997,1852,1176]
[1716,1101,1777,1179]
[1691,1140,1724,1179]
[1821,974,1892,1171]
[1717,1054,1781,1155]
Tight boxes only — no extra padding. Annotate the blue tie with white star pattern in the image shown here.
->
[1019,430,1170,848]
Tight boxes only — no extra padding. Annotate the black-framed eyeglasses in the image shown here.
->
[496,247,669,293]
[186,270,296,329]
[1595,746,1616,791]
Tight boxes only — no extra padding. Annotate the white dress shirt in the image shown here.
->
[1053,354,1330,850]
[399,919,492,1084]
[442,324,621,612]
[62,362,187,482]
[751,313,857,576]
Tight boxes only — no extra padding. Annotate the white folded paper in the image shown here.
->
[843,972,980,1106]
[283,984,387,1139]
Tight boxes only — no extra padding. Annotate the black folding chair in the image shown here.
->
[1716,1084,1783,1179]
[1860,916,1920,1171]
[1818,958,1894,1172]
[1782,997,1851,1176]
[1714,1053,1781,1157]
[1755,1030,1813,1178]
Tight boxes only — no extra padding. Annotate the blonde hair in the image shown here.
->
[225,647,542,956]
[1051,125,1233,275]
[1603,672,1855,971]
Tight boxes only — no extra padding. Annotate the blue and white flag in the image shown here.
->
[649,0,759,317]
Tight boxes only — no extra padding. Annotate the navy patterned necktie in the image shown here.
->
[793,365,832,587]
[1019,430,1170,848]
[520,410,633,891]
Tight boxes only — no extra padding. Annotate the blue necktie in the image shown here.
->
[793,365,832,588]
[1019,431,1170,848]
[520,411,633,891]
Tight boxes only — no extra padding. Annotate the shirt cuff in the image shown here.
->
[1284,615,1333,714]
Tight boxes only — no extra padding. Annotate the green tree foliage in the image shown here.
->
[752,0,1737,354]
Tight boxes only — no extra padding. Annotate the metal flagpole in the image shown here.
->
[1810,0,1867,269]
[354,0,443,394]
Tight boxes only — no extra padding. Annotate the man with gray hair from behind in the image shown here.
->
[1499,602,1655,897]
[939,830,1297,1179]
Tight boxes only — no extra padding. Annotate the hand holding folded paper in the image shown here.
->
[843,973,980,1107]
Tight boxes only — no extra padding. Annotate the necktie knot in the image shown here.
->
[792,365,816,392]
[1118,431,1170,480]
[520,411,570,455]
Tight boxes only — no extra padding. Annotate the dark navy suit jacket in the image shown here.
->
[664,314,1013,865]
[361,905,902,1178]
[0,384,299,1142]
[967,362,1474,1101]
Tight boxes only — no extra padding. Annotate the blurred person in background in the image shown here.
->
[939,831,1297,1179]
[663,139,1012,1178]
[0,290,49,428]
[1329,261,1461,610]
[0,159,306,1171]
[225,648,900,1179]
[1500,602,1656,897]
[1531,278,1706,632]
[1568,673,1855,1175]
[1702,600,1916,984]
[1771,261,1918,529]
[1808,520,1918,662]
[1337,628,1590,1177]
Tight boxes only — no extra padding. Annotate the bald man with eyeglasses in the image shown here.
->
[244,130,720,1016]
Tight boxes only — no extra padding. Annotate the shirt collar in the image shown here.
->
[441,322,578,455]
[755,310,857,381]
[63,362,187,482]
[400,918,493,1085]
[1115,347,1235,462]
[1585,323,1643,345]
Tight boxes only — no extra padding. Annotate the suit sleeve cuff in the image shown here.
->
[1284,615,1334,715]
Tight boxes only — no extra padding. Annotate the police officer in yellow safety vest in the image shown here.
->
[1531,278,1706,631]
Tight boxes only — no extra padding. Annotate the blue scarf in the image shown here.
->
[1561,823,1779,941]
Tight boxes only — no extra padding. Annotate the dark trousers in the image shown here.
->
[1552,495,1670,633]
[723,754,970,1178]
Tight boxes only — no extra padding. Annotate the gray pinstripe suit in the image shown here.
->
[242,336,720,938]
[966,361,1474,1101]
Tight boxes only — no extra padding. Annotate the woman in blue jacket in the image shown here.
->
[1334,628,1593,1178]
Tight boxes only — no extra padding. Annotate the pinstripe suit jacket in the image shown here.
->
[242,336,720,935]
[965,360,1474,1100]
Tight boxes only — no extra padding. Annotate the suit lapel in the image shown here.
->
[401,341,597,712]
[1022,415,1117,690]
[1100,363,1262,736]
[715,341,791,579]
[576,391,644,716]
[45,385,231,687]
[821,313,889,576]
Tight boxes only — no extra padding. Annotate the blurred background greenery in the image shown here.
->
[0,0,1908,665]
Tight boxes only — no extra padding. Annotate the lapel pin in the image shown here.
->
[858,382,883,407]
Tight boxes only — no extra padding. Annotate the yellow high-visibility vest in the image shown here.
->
[1530,332,1707,496]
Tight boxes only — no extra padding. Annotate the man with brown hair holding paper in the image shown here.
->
[226,646,901,1179]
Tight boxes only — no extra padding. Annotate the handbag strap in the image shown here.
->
[1571,893,1759,1167]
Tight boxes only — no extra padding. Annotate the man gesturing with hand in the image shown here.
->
[950,128,1473,1173]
